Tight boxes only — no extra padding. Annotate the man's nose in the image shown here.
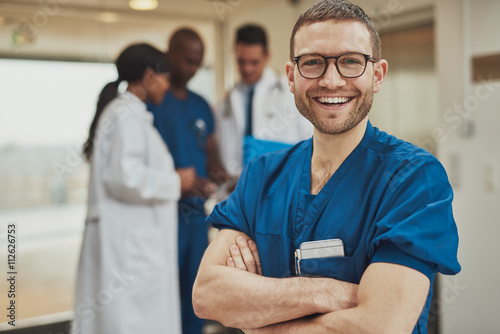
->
[243,63,253,73]
[319,61,346,88]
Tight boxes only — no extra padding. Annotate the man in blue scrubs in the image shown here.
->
[149,28,228,334]
[192,1,461,333]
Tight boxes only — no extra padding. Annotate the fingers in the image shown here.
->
[236,236,258,274]
[229,244,247,270]
[226,237,262,275]
[247,239,263,276]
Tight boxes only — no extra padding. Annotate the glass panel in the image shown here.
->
[0,58,216,327]
[0,59,114,322]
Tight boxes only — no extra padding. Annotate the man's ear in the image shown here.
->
[264,50,271,65]
[285,61,295,94]
[372,59,388,93]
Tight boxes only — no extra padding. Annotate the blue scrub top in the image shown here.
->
[208,121,461,334]
[148,90,214,178]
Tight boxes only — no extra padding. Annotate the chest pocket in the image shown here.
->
[298,256,358,284]
[257,233,295,278]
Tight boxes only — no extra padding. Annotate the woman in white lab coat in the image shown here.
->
[72,43,193,334]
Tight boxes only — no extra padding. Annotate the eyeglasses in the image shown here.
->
[294,52,377,79]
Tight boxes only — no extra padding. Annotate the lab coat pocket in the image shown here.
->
[299,256,357,283]
[125,228,166,284]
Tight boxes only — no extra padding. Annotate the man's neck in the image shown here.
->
[310,118,368,194]
[170,81,188,100]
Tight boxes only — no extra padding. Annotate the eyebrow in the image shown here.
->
[297,49,369,56]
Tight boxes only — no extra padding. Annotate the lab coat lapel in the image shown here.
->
[229,83,246,136]
[252,68,275,134]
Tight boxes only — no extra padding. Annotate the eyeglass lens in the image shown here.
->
[297,53,367,79]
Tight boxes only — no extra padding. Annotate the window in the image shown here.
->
[0,59,115,322]
[0,58,216,326]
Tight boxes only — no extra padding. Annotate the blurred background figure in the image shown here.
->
[148,28,229,334]
[216,23,312,178]
[73,43,195,334]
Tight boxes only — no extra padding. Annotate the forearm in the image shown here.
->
[244,262,430,334]
[193,230,357,329]
[242,308,379,334]
[207,159,230,184]
[193,263,356,329]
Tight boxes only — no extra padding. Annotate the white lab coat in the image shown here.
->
[72,92,182,334]
[216,67,312,176]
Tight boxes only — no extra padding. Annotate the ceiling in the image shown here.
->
[0,0,255,61]
[0,0,434,62]
[1,0,305,63]
[0,0,237,22]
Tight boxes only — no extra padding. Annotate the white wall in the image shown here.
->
[371,25,439,152]
[215,0,298,95]
[436,1,500,333]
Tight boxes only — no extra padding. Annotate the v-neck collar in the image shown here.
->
[293,121,376,247]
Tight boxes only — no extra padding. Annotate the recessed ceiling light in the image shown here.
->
[129,0,158,11]
[96,11,120,23]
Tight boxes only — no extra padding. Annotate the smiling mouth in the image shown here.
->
[315,96,353,105]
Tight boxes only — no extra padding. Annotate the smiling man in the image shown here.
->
[193,1,461,333]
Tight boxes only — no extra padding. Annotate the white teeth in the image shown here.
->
[317,97,350,104]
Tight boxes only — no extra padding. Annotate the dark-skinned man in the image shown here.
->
[149,28,229,334]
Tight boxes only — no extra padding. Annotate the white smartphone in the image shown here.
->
[298,238,345,259]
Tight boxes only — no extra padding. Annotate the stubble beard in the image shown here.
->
[295,85,374,135]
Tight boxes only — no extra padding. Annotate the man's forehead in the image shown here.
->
[236,43,266,53]
[173,38,202,54]
[294,20,372,55]
[236,44,267,59]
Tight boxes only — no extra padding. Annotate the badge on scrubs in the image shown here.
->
[191,118,207,149]
[295,238,345,275]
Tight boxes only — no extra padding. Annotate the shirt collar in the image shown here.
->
[121,91,153,124]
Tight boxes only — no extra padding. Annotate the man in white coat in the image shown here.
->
[216,24,312,177]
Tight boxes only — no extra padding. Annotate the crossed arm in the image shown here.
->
[192,229,430,333]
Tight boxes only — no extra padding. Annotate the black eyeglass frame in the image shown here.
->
[293,52,378,79]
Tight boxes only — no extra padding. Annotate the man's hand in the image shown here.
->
[177,167,196,195]
[226,236,262,275]
[184,177,217,199]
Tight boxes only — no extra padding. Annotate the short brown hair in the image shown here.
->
[289,0,381,61]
